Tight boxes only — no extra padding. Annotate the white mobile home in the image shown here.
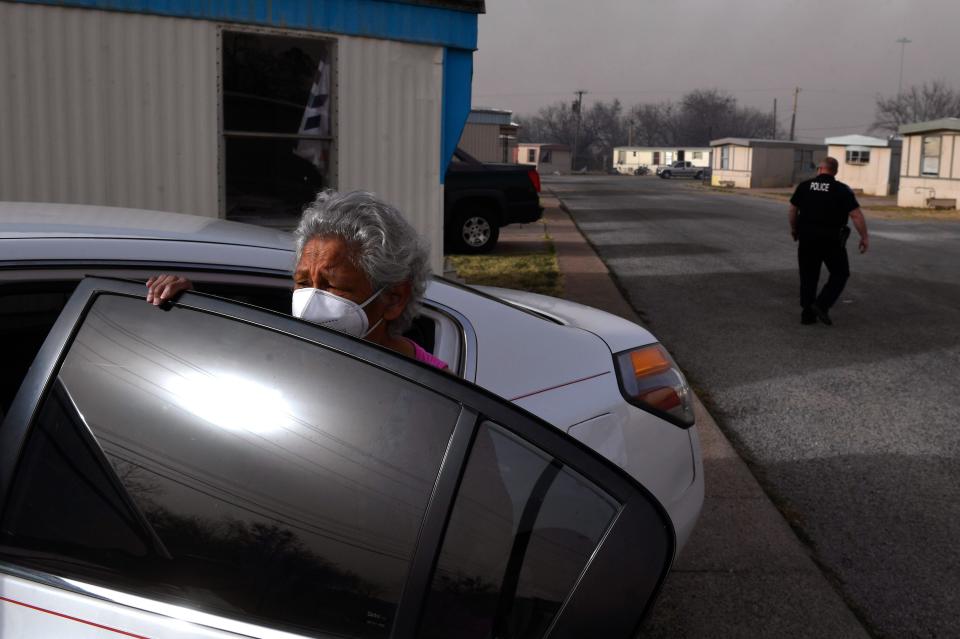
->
[612,146,711,175]
[710,139,826,188]
[897,118,960,210]
[0,0,484,270]
[825,135,901,196]
[517,143,572,174]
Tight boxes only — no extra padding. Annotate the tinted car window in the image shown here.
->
[1,294,460,638]
[419,422,619,639]
[0,282,77,414]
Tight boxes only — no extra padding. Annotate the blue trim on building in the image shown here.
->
[440,47,473,183]
[9,0,478,49]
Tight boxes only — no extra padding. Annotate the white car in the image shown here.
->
[0,202,703,542]
[0,203,703,637]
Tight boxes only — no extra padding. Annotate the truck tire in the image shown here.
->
[450,204,499,254]
[694,170,704,180]
[660,171,671,179]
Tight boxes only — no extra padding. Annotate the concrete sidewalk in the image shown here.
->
[496,196,871,638]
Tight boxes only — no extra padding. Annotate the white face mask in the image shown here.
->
[291,287,384,338]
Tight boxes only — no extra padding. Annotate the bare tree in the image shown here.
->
[626,89,776,147]
[516,89,779,169]
[872,81,960,134]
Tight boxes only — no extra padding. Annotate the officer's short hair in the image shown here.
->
[821,156,839,174]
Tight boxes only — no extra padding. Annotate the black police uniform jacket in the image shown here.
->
[789,174,860,240]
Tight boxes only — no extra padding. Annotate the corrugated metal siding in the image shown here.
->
[336,36,445,270]
[459,122,505,163]
[0,3,218,216]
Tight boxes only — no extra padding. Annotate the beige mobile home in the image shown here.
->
[710,139,826,188]
[517,143,572,174]
[897,118,960,209]
[825,135,901,196]
[612,146,710,175]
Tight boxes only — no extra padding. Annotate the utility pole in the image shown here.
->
[572,90,587,172]
[789,87,800,142]
[628,122,634,147]
[772,98,778,140]
[896,37,912,94]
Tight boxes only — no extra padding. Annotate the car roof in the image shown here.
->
[0,202,293,248]
[0,202,296,273]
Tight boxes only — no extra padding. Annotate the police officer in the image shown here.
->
[788,156,869,325]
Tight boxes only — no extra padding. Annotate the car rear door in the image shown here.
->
[0,277,674,639]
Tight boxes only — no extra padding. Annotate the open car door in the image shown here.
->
[0,277,674,638]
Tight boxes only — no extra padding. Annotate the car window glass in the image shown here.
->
[0,282,77,415]
[418,421,619,639]
[1,294,460,638]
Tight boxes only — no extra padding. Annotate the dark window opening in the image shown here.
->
[223,31,334,226]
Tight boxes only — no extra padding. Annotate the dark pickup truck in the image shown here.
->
[444,148,542,253]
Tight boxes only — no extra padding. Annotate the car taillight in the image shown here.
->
[527,169,541,193]
[615,344,695,428]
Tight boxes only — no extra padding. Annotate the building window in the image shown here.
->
[921,136,941,176]
[720,146,730,169]
[692,151,703,160]
[540,149,553,164]
[652,151,660,165]
[632,151,637,157]
[222,31,334,222]
[527,149,537,163]
[617,150,626,164]
[845,150,871,165]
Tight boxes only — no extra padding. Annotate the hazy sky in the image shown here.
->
[471,0,960,141]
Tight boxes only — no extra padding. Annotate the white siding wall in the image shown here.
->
[898,133,960,208]
[0,3,219,216]
[711,146,752,187]
[0,4,448,269]
[831,145,894,196]
[336,36,444,270]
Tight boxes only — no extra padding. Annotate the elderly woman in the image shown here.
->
[146,190,448,370]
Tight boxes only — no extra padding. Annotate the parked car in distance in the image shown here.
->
[657,161,707,179]
[444,148,543,254]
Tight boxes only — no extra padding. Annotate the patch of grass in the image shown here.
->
[447,244,562,297]
[864,206,960,221]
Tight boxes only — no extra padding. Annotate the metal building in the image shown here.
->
[457,107,518,163]
[710,138,827,188]
[0,0,484,270]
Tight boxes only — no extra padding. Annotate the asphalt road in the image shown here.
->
[546,175,960,639]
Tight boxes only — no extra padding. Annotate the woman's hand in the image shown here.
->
[146,274,193,305]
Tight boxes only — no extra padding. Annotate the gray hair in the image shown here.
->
[295,190,431,335]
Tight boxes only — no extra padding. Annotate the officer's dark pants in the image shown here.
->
[798,231,849,311]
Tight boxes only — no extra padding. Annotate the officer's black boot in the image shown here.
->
[801,308,818,325]
[810,303,832,326]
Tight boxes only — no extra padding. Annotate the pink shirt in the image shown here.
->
[406,338,449,370]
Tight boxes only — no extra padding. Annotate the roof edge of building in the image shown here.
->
[13,0,481,50]
[710,137,827,148]
[898,117,960,136]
